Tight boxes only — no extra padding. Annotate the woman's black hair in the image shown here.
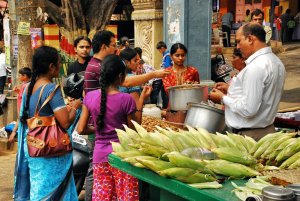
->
[97,54,126,130]
[170,43,188,55]
[18,67,32,78]
[119,48,138,73]
[20,46,59,123]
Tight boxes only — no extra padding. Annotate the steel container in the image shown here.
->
[168,84,208,111]
[262,186,295,201]
[184,103,225,133]
[287,184,300,201]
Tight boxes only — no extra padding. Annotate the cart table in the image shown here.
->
[109,154,245,201]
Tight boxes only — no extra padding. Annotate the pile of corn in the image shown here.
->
[250,132,300,169]
[112,121,261,188]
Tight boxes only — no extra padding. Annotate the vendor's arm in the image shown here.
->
[122,70,169,87]
[222,66,265,118]
[8,121,18,142]
[214,82,229,94]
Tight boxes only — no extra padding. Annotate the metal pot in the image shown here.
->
[184,103,225,133]
[168,84,208,111]
[262,186,295,201]
[286,184,300,201]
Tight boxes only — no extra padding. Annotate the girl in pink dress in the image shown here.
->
[77,55,151,201]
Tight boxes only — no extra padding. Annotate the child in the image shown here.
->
[8,67,31,142]
[77,54,151,200]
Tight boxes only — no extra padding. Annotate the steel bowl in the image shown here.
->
[168,84,208,111]
[184,103,225,133]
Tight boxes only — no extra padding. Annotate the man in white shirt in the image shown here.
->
[0,48,6,94]
[209,23,286,140]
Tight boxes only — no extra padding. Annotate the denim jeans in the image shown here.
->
[150,79,168,109]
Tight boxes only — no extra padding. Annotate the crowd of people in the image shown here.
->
[9,8,289,201]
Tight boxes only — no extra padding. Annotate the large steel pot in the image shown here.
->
[168,84,208,111]
[184,103,225,133]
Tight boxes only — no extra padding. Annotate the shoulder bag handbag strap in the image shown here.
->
[36,84,60,116]
[33,84,47,116]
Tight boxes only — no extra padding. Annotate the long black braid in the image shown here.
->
[20,46,59,123]
[96,55,126,131]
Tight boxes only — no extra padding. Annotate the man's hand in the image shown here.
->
[209,88,225,104]
[214,82,229,94]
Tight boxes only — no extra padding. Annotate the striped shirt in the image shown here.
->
[84,57,102,93]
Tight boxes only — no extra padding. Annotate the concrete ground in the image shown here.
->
[0,42,299,201]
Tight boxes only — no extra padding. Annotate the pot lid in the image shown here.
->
[262,186,295,200]
[167,84,206,90]
[187,102,224,115]
[287,184,300,195]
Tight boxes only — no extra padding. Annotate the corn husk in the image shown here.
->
[189,181,222,189]
[226,132,249,152]
[113,150,144,159]
[111,141,125,153]
[275,138,300,165]
[122,155,157,165]
[139,143,168,159]
[243,135,257,152]
[157,167,196,178]
[177,172,216,184]
[135,157,175,173]
[132,120,148,138]
[116,129,134,150]
[206,160,260,178]
[186,125,210,149]
[211,147,256,166]
[196,127,217,149]
[280,151,300,169]
[261,133,296,159]
[164,152,215,176]
[250,132,283,154]
[288,158,300,169]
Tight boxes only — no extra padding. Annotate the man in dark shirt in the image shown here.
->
[67,36,92,75]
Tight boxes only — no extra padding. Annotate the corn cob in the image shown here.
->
[226,132,249,152]
[139,142,168,158]
[164,152,215,176]
[211,147,256,166]
[243,135,257,152]
[275,138,300,165]
[132,120,148,138]
[123,124,140,139]
[280,151,300,169]
[266,138,296,165]
[113,150,144,159]
[157,167,196,178]
[206,160,260,178]
[261,133,296,159]
[250,132,283,154]
[111,141,125,153]
[196,127,217,149]
[288,158,300,169]
[177,172,217,184]
[135,157,175,173]
[115,129,134,150]
[123,155,158,165]
[189,181,222,189]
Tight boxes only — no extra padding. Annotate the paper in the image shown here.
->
[17,22,30,35]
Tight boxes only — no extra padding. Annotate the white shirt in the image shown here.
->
[0,53,6,77]
[223,47,286,129]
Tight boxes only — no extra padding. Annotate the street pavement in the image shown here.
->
[0,42,299,201]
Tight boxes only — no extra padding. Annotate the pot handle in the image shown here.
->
[186,102,198,109]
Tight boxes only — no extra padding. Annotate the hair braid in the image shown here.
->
[97,73,107,131]
[20,71,37,123]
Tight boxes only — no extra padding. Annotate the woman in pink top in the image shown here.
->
[77,55,151,201]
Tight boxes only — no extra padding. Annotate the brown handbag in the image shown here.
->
[26,84,72,157]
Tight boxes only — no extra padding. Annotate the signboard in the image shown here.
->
[30,28,42,49]
[17,22,30,35]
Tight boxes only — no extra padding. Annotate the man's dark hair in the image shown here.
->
[134,47,142,58]
[242,23,266,43]
[246,9,250,16]
[251,9,264,20]
[156,41,167,49]
[92,30,115,54]
[119,36,129,46]
[18,67,32,78]
[74,36,91,47]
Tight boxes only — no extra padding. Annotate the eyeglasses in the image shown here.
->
[108,44,117,48]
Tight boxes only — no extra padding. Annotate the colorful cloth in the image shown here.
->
[119,73,141,94]
[92,163,139,201]
[17,83,27,113]
[162,66,200,94]
[14,83,78,201]
[83,90,136,163]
